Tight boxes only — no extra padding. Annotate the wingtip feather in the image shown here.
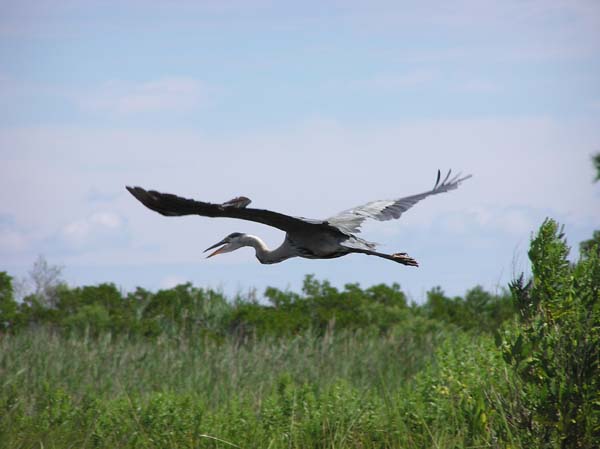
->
[434,169,441,189]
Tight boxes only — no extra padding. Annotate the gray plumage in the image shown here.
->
[327,170,472,234]
[126,169,471,266]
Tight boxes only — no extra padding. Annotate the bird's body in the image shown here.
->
[126,170,471,266]
[226,234,343,264]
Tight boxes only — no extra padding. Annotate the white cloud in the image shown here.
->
[79,78,207,114]
[440,206,539,236]
[0,76,211,120]
[0,229,29,253]
[2,117,599,232]
[61,212,126,250]
[86,187,121,203]
[0,215,31,254]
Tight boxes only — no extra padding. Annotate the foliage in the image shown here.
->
[230,276,411,339]
[580,229,600,257]
[593,152,600,182]
[1,325,518,449]
[499,219,600,448]
[2,221,598,447]
[27,254,65,308]
[1,270,513,340]
[424,284,514,333]
[0,272,17,331]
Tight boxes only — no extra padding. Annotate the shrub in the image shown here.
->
[499,219,600,448]
[0,272,18,331]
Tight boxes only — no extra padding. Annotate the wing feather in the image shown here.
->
[327,170,472,234]
[126,186,327,234]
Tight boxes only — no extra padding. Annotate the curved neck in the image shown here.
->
[241,234,291,264]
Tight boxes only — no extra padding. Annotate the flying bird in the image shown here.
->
[126,170,471,267]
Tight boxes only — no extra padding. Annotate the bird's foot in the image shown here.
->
[392,252,419,267]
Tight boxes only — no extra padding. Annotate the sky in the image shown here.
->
[1,0,599,302]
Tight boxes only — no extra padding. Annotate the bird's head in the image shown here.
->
[204,232,247,258]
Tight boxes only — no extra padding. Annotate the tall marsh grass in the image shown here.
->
[1,325,523,449]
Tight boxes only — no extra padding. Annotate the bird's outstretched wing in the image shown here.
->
[326,170,472,234]
[126,186,327,234]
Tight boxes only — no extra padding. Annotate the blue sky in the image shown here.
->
[1,0,599,301]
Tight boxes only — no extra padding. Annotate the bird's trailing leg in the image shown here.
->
[390,252,419,267]
[355,249,419,267]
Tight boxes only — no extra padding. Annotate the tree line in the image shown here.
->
[0,267,514,340]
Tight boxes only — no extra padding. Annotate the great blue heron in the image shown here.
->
[126,169,471,267]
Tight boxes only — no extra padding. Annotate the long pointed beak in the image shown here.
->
[204,239,227,258]
[205,246,227,258]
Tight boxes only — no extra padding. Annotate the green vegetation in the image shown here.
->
[500,220,600,448]
[0,269,513,339]
[593,152,600,182]
[1,219,598,448]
